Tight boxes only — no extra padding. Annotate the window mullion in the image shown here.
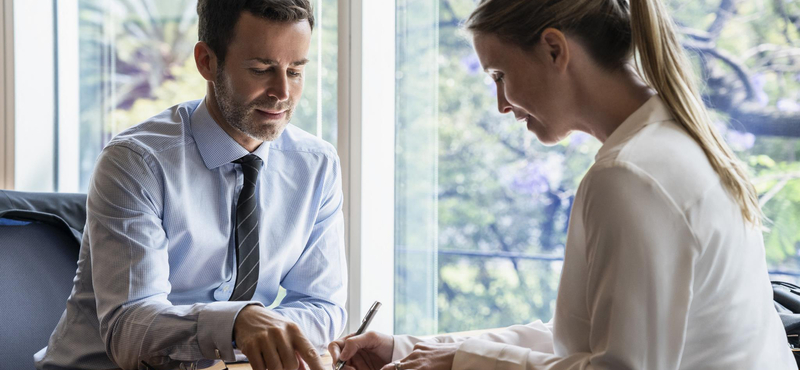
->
[339,0,396,335]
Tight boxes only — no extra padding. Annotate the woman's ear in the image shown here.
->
[540,28,570,73]
[194,41,219,82]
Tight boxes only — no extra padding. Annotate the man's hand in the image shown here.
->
[233,305,324,370]
[328,331,394,370]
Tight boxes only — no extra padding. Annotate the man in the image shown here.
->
[34,1,346,369]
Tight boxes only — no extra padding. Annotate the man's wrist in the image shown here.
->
[198,301,259,362]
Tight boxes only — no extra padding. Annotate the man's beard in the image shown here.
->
[214,70,294,142]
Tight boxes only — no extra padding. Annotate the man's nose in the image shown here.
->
[267,73,290,101]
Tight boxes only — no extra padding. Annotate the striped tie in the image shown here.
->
[230,154,263,301]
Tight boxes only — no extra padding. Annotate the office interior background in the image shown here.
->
[1,0,799,337]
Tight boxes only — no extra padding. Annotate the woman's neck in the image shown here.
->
[574,64,656,143]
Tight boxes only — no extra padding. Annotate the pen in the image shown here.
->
[334,301,382,370]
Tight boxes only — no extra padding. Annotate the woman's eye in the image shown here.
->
[493,73,504,83]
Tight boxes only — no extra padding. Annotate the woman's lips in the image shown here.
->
[516,114,532,123]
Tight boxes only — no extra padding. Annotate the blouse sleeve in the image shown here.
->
[392,320,554,361]
[452,163,699,370]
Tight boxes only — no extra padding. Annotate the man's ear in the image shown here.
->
[540,28,570,73]
[194,41,218,81]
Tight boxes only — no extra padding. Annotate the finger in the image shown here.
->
[379,364,395,370]
[263,338,285,370]
[245,347,267,370]
[296,352,307,370]
[413,342,431,351]
[275,332,299,370]
[339,333,378,361]
[328,340,344,363]
[292,334,325,370]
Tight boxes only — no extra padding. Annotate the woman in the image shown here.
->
[329,0,796,369]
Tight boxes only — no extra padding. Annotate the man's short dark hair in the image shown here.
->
[197,0,315,66]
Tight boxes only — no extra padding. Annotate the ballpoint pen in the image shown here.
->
[334,301,382,370]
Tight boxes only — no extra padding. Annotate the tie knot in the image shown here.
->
[234,154,263,168]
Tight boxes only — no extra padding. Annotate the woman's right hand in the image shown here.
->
[328,331,394,370]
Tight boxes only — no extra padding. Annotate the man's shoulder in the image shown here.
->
[105,100,201,157]
[270,124,339,161]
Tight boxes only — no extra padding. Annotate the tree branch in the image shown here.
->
[476,119,529,158]
[707,0,740,38]
[723,105,800,137]
[684,39,757,101]
[772,0,800,43]
[489,223,539,309]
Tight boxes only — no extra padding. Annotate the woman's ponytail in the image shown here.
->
[630,0,763,226]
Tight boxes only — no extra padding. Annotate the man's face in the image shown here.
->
[214,12,312,142]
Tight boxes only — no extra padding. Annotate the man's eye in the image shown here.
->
[288,70,302,77]
[251,68,269,75]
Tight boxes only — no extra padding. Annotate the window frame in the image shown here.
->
[1,0,14,190]
[338,0,396,335]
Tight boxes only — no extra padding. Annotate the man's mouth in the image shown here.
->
[255,109,287,120]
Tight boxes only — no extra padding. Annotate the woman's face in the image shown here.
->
[473,32,575,145]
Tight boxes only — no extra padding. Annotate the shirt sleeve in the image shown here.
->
[393,320,555,362]
[88,145,260,370]
[273,154,348,351]
[451,163,698,370]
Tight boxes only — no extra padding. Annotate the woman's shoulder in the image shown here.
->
[588,120,721,213]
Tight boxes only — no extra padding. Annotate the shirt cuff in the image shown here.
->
[453,338,501,370]
[197,301,263,362]
[454,338,536,370]
[391,335,424,361]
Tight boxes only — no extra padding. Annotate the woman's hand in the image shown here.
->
[328,331,394,370]
[380,342,458,370]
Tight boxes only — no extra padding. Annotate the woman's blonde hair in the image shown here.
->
[465,0,763,226]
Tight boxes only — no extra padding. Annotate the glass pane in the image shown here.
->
[394,0,800,336]
[395,0,441,335]
[72,0,336,192]
[13,0,57,192]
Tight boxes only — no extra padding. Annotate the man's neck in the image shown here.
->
[204,87,263,153]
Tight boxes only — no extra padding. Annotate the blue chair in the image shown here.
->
[0,190,87,369]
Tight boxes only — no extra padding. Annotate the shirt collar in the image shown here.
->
[595,94,674,161]
[191,99,270,170]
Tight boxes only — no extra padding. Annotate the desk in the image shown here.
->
[213,328,499,370]
[221,355,332,370]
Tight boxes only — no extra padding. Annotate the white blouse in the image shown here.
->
[392,96,796,369]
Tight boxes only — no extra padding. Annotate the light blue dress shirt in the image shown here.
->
[34,99,347,370]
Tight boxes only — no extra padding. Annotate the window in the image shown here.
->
[10,0,337,192]
[393,0,800,335]
[3,0,798,339]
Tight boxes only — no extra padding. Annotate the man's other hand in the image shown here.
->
[233,305,325,370]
